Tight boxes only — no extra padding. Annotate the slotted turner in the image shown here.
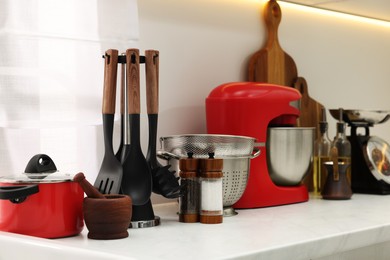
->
[94,49,123,194]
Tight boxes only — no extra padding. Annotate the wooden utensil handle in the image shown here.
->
[145,50,159,114]
[102,49,119,114]
[126,49,140,114]
[120,55,125,115]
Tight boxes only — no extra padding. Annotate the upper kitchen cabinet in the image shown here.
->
[280,0,390,22]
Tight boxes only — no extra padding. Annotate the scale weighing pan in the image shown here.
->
[364,136,390,185]
[329,109,390,125]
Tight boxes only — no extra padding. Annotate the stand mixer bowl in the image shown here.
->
[267,127,315,186]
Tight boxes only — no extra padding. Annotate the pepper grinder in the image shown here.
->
[178,152,200,223]
[199,153,223,224]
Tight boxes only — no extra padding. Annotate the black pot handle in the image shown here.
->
[0,185,39,204]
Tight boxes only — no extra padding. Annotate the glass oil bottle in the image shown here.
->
[313,108,331,196]
[331,108,352,184]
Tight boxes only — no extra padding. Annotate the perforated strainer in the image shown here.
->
[159,134,260,216]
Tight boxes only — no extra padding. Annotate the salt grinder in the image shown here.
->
[179,152,200,223]
[199,153,223,224]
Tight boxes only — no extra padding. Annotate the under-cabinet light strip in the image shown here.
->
[278,1,390,28]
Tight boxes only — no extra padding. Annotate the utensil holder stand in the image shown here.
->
[130,200,160,228]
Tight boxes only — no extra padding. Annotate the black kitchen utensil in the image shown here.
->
[94,49,123,194]
[121,49,153,206]
[145,49,181,199]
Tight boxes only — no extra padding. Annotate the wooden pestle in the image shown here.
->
[73,172,106,199]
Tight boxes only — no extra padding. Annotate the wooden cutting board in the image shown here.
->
[248,0,324,134]
[294,77,325,191]
[293,77,324,138]
[248,0,325,191]
[248,0,297,86]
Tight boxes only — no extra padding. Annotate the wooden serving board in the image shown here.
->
[248,0,297,87]
[294,77,325,191]
[248,0,324,134]
[293,77,324,138]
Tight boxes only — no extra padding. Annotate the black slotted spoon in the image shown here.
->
[94,49,123,194]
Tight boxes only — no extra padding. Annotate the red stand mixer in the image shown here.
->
[206,82,309,208]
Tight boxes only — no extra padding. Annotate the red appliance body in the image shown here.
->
[0,182,84,238]
[206,82,308,208]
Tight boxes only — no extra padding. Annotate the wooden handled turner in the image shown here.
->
[248,0,297,87]
[94,49,123,194]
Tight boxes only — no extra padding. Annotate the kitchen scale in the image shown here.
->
[329,109,390,194]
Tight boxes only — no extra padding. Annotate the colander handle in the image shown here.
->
[156,150,181,161]
[250,147,261,159]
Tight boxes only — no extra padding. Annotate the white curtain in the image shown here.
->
[0,0,139,180]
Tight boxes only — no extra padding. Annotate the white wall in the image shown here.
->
[136,0,390,203]
[1,0,388,206]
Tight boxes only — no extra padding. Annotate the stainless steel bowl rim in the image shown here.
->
[267,127,316,130]
[157,149,260,160]
[160,134,256,141]
[159,134,257,158]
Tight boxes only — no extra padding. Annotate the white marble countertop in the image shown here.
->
[2,194,390,259]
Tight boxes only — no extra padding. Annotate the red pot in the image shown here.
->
[0,172,84,238]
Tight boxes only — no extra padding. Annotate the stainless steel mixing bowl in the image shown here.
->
[267,127,315,186]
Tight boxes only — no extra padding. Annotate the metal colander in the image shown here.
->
[221,158,251,206]
[159,134,260,216]
[159,134,256,158]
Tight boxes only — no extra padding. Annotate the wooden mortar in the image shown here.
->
[73,172,132,239]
